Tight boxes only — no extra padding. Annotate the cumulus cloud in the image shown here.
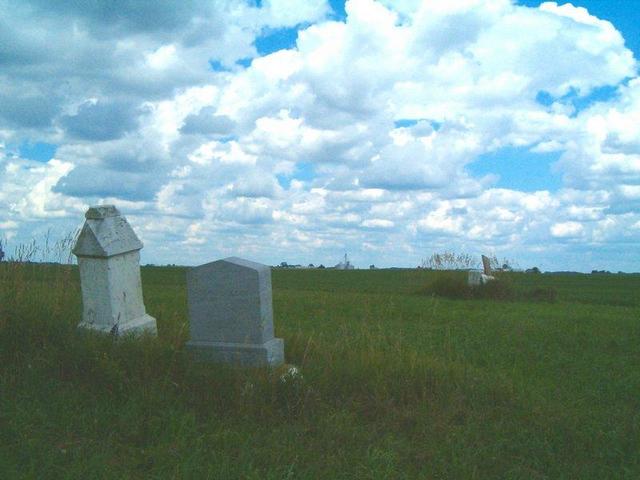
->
[1,0,639,271]
[60,100,145,141]
[180,108,236,136]
[0,92,62,129]
[550,221,584,238]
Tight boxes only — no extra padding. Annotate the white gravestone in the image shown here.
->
[186,257,284,367]
[72,205,157,335]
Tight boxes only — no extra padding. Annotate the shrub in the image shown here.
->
[425,273,473,299]
[475,278,515,301]
[424,273,516,301]
[421,252,476,270]
[424,272,556,303]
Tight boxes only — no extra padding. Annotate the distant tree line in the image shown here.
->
[276,262,325,269]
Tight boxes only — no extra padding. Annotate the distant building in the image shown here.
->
[334,253,355,270]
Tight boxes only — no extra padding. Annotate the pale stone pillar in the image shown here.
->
[72,205,156,335]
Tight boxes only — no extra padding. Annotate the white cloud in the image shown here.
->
[550,221,584,238]
[0,0,639,271]
[361,218,394,229]
[262,0,330,27]
[146,44,178,70]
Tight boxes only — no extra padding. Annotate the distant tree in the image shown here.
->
[526,267,541,274]
[318,264,325,269]
[0,239,4,262]
[369,264,376,269]
[308,263,315,268]
[280,261,288,268]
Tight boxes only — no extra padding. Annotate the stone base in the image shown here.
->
[78,313,157,336]
[186,337,284,367]
[468,271,496,286]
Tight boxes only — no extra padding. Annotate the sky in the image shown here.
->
[0,0,639,272]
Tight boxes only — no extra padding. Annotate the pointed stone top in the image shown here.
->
[73,205,143,258]
[86,205,120,219]
[221,256,268,271]
[192,256,269,275]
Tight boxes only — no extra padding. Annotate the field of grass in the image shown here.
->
[1,263,639,479]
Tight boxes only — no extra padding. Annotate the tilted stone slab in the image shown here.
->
[73,205,156,335]
[186,257,284,367]
[481,255,492,276]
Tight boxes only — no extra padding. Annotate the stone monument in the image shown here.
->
[481,255,492,276]
[73,205,157,335]
[186,257,284,367]
[468,254,496,286]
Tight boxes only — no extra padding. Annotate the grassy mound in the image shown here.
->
[423,271,558,302]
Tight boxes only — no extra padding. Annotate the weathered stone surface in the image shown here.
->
[186,257,284,367]
[481,255,492,276]
[73,205,143,258]
[73,205,156,335]
[468,270,495,287]
[187,338,284,367]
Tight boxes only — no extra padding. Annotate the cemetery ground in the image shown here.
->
[1,263,639,479]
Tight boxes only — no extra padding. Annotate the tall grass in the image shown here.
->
[0,232,78,338]
[422,270,558,302]
[1,242,639,478]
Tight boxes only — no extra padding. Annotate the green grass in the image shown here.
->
[1,263,639,479]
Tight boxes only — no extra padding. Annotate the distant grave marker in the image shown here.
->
[73,205,157,335]
[468,254,496,287]
[186,257,284,367]
[481,255,492,276]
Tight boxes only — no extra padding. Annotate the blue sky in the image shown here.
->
[1,0,639,271]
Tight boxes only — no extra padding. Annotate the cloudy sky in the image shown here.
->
[1,0,639,271]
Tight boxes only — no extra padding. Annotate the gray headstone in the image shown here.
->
[186,257,284,367]
[72,205,156,335]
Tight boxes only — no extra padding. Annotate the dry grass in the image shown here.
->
[0,245,639,478]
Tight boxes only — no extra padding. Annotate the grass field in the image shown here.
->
[1,263,639,479]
